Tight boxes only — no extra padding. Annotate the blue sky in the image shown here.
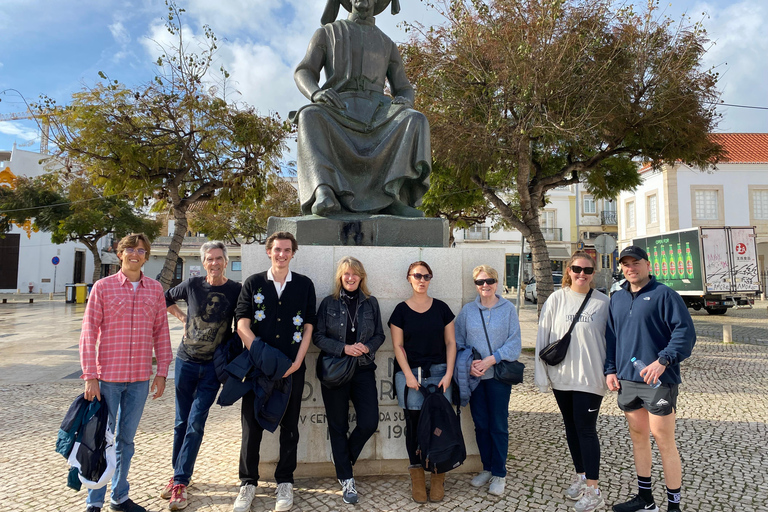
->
[1,0,766,154]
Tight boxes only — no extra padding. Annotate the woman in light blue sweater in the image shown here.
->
[455,264,521,496]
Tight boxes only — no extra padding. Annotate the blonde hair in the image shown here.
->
[562,251,597,289]
[332,256,371,299]
[472,264,499,281]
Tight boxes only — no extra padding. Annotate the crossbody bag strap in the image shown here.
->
[564,289,593,337]
[478,307,494,357]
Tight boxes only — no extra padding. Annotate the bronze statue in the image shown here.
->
[292,0,431,217]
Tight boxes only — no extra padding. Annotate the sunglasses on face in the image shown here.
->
[570,265,594,275]
[409,273,433,281]
[474,278,497,286]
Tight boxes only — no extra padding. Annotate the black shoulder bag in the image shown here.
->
[539,289,593,366]
[478,308,525,385]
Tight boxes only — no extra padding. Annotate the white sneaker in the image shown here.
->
[574,486,605,512]
[233,483,257,512]
[566,474,587,500]
[471,470,492,488]
[488,476,506,496]
[275,482,294,511]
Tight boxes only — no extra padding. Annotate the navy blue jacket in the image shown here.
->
[605,276,696,384]
[56,394,109,489]
[217,338,293,433]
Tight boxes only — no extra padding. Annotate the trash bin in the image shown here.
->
[75,284,88,304]
[65,283,76,303]
[87,283,94,301]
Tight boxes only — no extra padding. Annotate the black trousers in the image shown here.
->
[239,370,305,485]
[320,365,379,480]
[552,389,603,480]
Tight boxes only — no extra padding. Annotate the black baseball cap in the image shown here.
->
[619,245,648,262]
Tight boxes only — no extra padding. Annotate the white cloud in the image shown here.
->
[109,20,131,46]
[0,122,39,142]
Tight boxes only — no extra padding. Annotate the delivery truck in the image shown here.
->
[631,227,761,315]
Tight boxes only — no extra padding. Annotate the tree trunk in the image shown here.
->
[525,218,555,313]
[159,206,188,291]
[80,238,104,283]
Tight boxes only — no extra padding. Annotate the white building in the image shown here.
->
[0,147,95,293]
[617,133,768,283]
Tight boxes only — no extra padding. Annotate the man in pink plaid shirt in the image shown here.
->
[80,233,172,512]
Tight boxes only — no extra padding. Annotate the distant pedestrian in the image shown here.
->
[455,265,521,497]
[605,246,696,512]
[232,231,317,512]
[79,233,172,512]
[313,256,385,505]
[534,252,610,512]
[161,241,241,510]
[389,261,456,503]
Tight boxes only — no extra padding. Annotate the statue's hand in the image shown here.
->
[312,89,345,109]
[392,96,413,107]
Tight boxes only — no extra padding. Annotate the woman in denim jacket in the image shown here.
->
[313,256,385,505]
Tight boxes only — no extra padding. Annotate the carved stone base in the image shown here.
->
[267,214,449,247]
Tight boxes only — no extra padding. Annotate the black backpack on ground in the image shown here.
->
[406,384,466,474]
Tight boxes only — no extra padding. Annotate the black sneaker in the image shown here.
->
[109,499,147,512]
[612,494,659,512]
[85,507,101,512]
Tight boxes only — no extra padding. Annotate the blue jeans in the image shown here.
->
[172,357,221,485]
[87,380,149,508]
[469,378,512,477]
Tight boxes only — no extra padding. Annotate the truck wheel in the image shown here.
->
[705,307,727,315]
[690,303,702,311]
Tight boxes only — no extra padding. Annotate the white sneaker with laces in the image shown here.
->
[574,486,605,512]
[233,483,257,512]
[566,474,587,500]
[471,471,493,488]
[275,482,294,511]
[488,476,506,496]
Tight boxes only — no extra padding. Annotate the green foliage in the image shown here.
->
[403,0,723,304]
[190,176,300,245]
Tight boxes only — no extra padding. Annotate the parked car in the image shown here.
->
[524,273,563,304]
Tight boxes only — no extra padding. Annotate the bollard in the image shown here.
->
[2,298,6,304]
[29,298,34,304]
[49,292,53,300]
[723,324,733,344]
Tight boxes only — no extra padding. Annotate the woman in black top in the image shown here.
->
[389,261,456,503]
[313,257,385,505]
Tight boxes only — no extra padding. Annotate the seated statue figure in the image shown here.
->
[292,0,430,217]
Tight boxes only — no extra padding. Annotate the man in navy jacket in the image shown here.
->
[605,246,695,512]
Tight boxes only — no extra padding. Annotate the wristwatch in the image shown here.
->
[658,356,671,367]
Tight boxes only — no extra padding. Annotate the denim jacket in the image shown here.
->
[313,294,386,366]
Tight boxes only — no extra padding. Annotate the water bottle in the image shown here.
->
[631,357,661,388]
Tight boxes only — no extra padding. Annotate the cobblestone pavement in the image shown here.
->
[1,298,767,511]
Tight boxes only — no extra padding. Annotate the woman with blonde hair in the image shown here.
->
[455,264,521,496]
[313,256,385,505]
[534,252,610,512]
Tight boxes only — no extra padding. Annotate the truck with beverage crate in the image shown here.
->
[631,227,761,315]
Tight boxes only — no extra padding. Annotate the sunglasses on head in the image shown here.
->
[409,273,433,281]
[570,265,594,275]
[474,278,497,286]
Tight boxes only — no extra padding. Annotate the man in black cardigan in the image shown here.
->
[233,231,317,512]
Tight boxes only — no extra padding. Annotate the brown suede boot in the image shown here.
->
[408,465,427,503]
[429,472,445,502]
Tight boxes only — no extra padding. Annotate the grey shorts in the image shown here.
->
[617,380,679,416]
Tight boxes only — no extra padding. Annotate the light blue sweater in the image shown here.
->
[455,295,522,380]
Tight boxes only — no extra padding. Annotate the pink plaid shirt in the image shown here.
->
[80,271,172,382]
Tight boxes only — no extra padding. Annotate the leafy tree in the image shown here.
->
[0,171,160,282]
[189,175,300,245]
[38,2,289,289]
[403,0,723,306]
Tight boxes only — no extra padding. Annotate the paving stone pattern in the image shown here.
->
[1,298,767,511]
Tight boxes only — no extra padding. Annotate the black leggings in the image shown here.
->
[552,389,603,481]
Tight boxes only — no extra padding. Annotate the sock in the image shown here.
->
[666,486,681,511]
[637,475,654,504]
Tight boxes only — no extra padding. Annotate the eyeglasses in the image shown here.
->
[474,278,497,286]
[570,265,594,275]
[409,273,433,281]
[124,247,147,256]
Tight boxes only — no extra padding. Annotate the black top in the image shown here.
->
[235,271,317,362]
[165,277,242,363]
[388,298,455,374]
[340,289,360,344]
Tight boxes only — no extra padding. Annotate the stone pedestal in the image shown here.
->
[241,244,506,477]
[267,214,450,247]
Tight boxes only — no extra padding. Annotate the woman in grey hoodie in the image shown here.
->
[455,264,521,497]
[534,252,610,512]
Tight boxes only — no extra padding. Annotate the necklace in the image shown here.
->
[343,293,360,332]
